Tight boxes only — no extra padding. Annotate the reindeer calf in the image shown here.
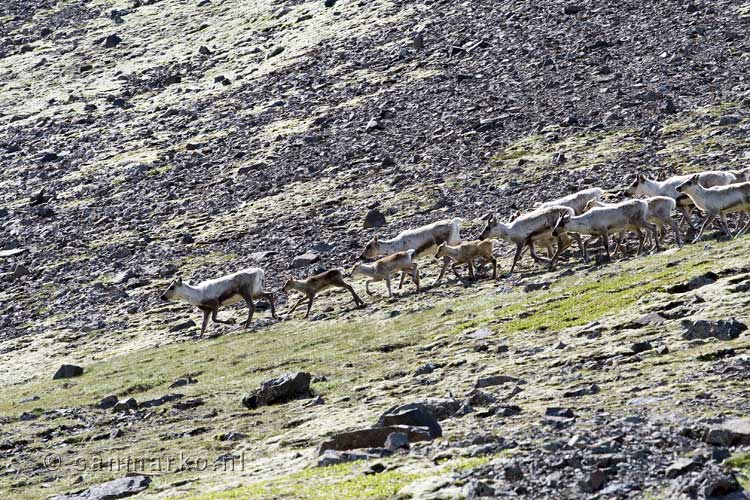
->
[434,240,497,282]
[351,250,420,297]
[282,269,364,319]
[676,175,750,241]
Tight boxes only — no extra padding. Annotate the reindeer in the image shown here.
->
[479,206,574,273]
[282,269,363,319]
[434,240,497,282]
[160,268,277,336]
[552,199,659,262]
[676,175,750,241]
[350,250,420,297]
[360,218,461,284]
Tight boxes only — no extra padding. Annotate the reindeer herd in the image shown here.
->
[160,168,750,336]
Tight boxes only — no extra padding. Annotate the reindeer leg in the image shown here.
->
[434,256,450,286]
[451,263,463,281]
[601,230,611,262]
[244,297,256,327]
[670,217,683,247]
[510,242,524,274]
[385,274,393,297]
[529,244,551,264]
[200,309,210,337]
[719,213,733,238]
[211,307,233,325]
[736,213,746,233]
[467,261,476,280]
[693,213,716,243]
[550,233,565,268]
[580,237,594,263]
[647,222,661,251]
[491,256,498,279]
[398,270,407,289]
[412,265,421,293]
[365,280,374,296]
[304,296,315,319]
[287,296,307,316]
[342,283,364,307]
[680,206,696,231]
[569,233,584,260]
[612,232,624,257]
[636,228,645,255]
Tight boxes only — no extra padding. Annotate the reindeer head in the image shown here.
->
[160,277,182,301]
[551,213,571,238]
[434,242,448,260]
[360,236,379,259]
[676,174,700,194]
[584,199,603,212]
[478,213,497,240]
[281,277,295,294]
[624,173,647,196]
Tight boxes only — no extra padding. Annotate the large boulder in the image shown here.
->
[363,209,386,229]
[51,475,151,499]
[377,397,460,421]
[291,252,320,268]
[242,372,311,409]
[681,319,747,341]
[53,364,84,380]
[317,425,431,455]
[376,405,441,438]
[704,418,750,446]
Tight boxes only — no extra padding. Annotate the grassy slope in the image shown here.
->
[3,235,750,498]
[3,0,750,498]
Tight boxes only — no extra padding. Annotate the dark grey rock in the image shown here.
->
[504,462,524,482]
[384,432,409,451]
[98,395,118,409]
[579,469,605,493]
[564,4,584,14]
[563,384,600,398]
[291,252,320,268]
[363,209,386,229]
[242,372,311,409]
[704,418,750,446]
[317,425,431,454]
[414,362,438,376]
[51,475,151,499]
[631,341,653,354]
[378,398,460,421]
[718,114,742,126]
[169,376,198,388]
[103,34,121,48]
[365,117,381,131]
[464,479,495,499]
[140,393,183,408]
[545,407,575,418]
[53,364,84,380]
[666,457,700,478]
[112,397,138,412]
[216,432,247,441]
[681,318,747,341]
[377,406,441,438]
[475,374,519,388]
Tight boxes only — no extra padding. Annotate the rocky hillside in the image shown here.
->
[2,0,750,498]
